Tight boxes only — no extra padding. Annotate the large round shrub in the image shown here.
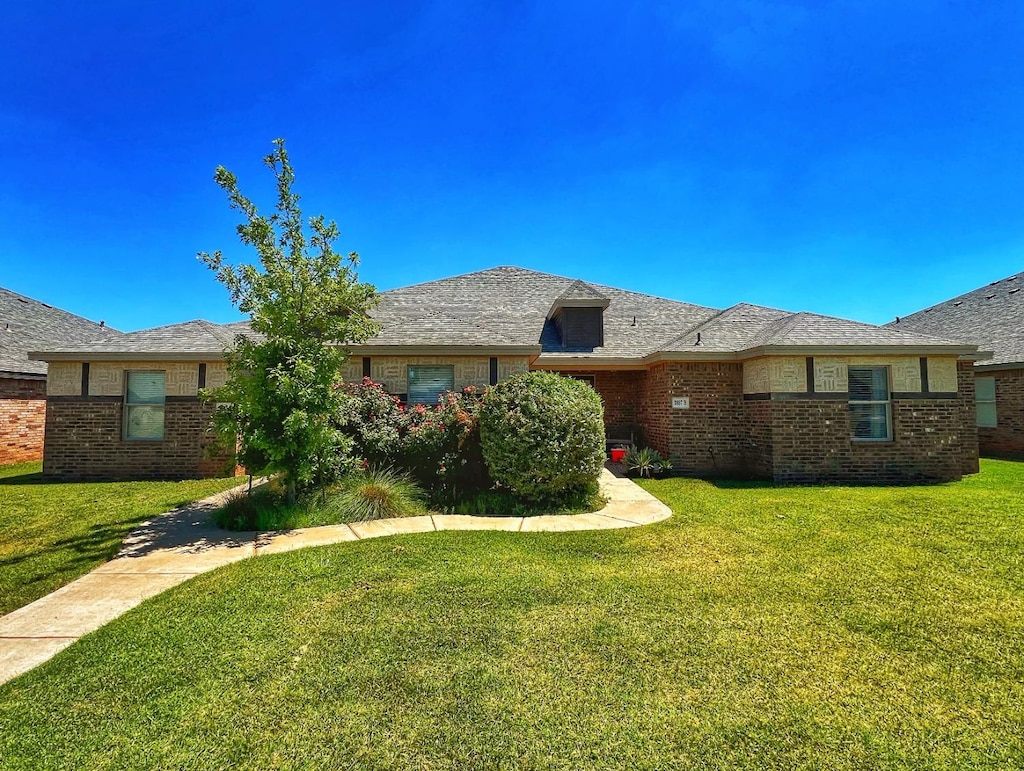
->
[479,371,605,503]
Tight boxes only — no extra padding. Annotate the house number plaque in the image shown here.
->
[671,397,690,409]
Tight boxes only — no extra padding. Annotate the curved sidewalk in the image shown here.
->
[0,467,669,686]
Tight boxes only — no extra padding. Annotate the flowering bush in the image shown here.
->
[335,378,405,469]
[335,379,488,509]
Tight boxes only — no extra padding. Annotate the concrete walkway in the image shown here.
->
[0,467,669,686]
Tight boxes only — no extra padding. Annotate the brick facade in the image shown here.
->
[549,369,646,441]
[42,397,234,480]
[640,362,748,476]
[0,376,47,465]
[759,397,966,484]
[977,366,1024,458]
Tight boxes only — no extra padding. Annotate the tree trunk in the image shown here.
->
[286,478,297,506]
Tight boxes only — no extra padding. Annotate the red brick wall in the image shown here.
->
[742,399,774,479]
[958,360,980,473]
[549,369,646,440]
[977,366,1024,458]
[0,377,47,465]
[641,362,747,475]
[42,397,235,480]
[767,397,965,484]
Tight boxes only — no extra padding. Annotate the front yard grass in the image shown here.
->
[1,460,1021,769]
[0,462,241,615]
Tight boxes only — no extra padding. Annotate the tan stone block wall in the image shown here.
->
[927,357,959,393]
[744,355,960,395]
[364,356,530,393]
[47,362,82,396]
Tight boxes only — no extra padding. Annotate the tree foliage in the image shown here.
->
[199,139,379,499]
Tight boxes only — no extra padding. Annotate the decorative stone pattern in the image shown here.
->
[849,356,921,393]
[42,399,235,480]
[742,357,805,394]
[497,357,530,381]
[0,377,47,464]
[977,365,1023,458]
[339,359,363,383]
[745,355,955,395]
[46,362,82,396]
[768,357,807,392]
[742,359,769,395]
[928,357,959,393]
[89,362,202,397]
[368,356,530,394]
[204,362,229,391]
[813,357,848,393]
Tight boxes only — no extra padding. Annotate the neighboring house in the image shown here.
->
[889,270,1023,458]
[0,287,118,465]
[31,266,982,483]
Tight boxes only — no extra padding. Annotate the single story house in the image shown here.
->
[890,270,1022,458]
[31,266,983,483]
[0,286,118,465]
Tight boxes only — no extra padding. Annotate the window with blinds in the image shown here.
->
[976,377,997,428]
[849,366,891,440]
[407,365,454,405]
[124,371,166,440]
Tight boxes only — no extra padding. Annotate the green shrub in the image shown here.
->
[479,371,605,504]
[323,468,426,521]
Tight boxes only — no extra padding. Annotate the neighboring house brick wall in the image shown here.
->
[641,362,747,476]
[977,366,1024,458]
[42,398,232,480]
[0,377,47,464]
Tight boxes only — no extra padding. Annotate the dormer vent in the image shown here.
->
[547,280,610,350]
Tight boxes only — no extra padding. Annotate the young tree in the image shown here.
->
[199,139,379,502]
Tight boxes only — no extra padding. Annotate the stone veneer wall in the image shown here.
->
[339,356,530,395]
[0,377,47,464]
[641,362,747,476]
[976,366,1024,458]
[740,355,977,483]
[42,360,234,480]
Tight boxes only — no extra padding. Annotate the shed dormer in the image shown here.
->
[547,280,610,349]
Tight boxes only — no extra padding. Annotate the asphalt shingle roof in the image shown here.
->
[888,271,1024,366]
[27,266,976,363]
[0,287,119,376]
[30,320,253,358]
[373,266,719,359]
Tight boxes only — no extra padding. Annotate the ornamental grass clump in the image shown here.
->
[479,371,605,504]
[324,468,426,521]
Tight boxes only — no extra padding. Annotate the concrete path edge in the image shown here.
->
[0,467,670,685]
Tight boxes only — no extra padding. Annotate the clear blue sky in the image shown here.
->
[2,1,1022,331]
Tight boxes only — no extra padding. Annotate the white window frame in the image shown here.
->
[849,366,892,441]
[975,376,997,428]
[123,370,166,441]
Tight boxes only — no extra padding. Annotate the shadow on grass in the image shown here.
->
[0,471,46,486]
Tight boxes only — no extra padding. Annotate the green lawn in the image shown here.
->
[1,460,1022,770]
[0,462,241,615]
